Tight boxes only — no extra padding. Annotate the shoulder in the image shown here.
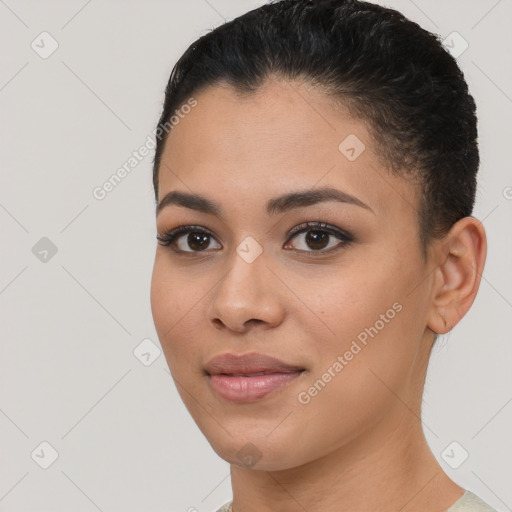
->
[214,493,497,512]
[446,490,498,512]
[214,502,232,512]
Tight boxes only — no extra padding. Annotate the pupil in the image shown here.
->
[306,230,328,250]
[188,233,209,251]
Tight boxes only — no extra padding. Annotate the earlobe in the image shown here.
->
[427,217,487,335]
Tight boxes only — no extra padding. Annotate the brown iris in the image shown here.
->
[188,233,210,251]
[305,230,329,250]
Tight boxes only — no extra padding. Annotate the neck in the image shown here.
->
[229,405,463,512]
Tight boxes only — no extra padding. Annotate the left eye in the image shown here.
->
[284,223,353,253]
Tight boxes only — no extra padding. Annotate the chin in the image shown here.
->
[205,429,309,471]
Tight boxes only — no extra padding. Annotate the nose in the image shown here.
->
[207,249,285,334]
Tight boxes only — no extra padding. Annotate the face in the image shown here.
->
[150,79,436,471]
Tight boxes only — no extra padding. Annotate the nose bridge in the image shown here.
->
[208,241,283,331]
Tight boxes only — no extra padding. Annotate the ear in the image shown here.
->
[427,216,487,335]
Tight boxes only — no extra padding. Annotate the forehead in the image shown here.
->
[164,80,361,171]
[158,80,419,223]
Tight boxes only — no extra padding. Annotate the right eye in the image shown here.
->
[156,225,222,253]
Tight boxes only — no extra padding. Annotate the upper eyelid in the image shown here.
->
[287,221,351,237]
[158,222,347,239]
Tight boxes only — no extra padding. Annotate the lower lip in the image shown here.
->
[208,371,304,403]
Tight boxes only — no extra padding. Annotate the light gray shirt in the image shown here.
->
[215,489,497,511]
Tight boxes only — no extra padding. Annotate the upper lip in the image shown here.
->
[205,352,305,375]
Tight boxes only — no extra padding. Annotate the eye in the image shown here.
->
[157,222,353,255]
[156,225,221,253]
[284,222,353,254]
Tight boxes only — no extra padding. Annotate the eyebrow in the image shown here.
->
[156,186,374,217]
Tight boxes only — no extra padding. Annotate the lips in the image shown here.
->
[205,352,304,376]
[205,352,306,403]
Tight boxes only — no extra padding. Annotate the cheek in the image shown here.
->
[150,258,175,337]
[291,260,399,343]
[302,254,422,379]
[150,258,203,366]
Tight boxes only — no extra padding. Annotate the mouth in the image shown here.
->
[205,352,305,375]
[206,371,306,403]
[216,370,299,377]
[204,352,306,403]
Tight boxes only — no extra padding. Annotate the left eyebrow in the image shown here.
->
[266,187,374,215]
[156,186,374,217]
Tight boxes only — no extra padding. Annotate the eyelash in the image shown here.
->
[156,222,354,256]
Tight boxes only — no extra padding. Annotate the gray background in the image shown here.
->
[0,0,511,511]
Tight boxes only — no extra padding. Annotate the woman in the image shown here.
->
[150,0,495,510]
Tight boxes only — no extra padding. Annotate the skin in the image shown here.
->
[150,79,487,512]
